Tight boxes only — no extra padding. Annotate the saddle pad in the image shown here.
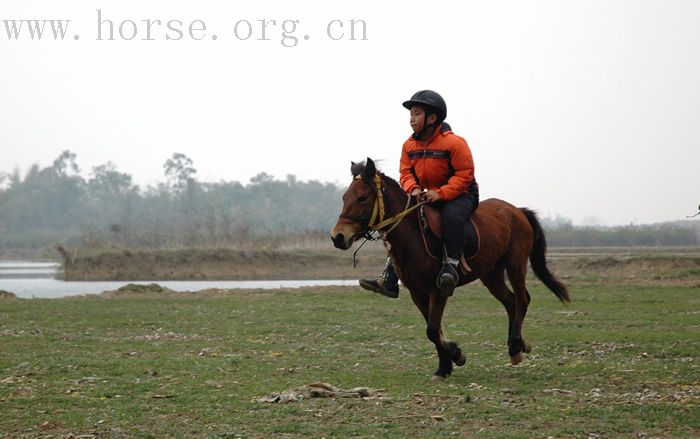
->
[463,218,480,260]
[421,206,480,260]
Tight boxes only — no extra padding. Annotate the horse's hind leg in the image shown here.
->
[481,267,515,339]
[482,266,531,365]
[505,261,532,364]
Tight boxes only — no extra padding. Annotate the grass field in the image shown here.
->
[1,279,699,437]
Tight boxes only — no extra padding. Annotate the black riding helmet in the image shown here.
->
[403,90,447,140]
[402,90,447,124]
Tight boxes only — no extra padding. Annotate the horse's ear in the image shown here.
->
[350,161,363,178]
[362,157,376,181]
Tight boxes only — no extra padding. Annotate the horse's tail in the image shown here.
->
[521,208,570,303]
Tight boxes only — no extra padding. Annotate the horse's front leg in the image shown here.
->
[425,292,465,380]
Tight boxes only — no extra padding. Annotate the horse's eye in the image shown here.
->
[358,195,369,204]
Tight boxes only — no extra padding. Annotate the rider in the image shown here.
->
[359,90,479,297]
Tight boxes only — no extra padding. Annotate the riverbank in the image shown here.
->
[55,245,700,285]
[58,245,389,281]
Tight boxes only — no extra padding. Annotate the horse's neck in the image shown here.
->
[381,178,424,259]
[380,176,408,219]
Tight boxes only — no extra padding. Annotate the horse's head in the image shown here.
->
[331,158,382,250]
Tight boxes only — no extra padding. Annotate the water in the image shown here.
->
[0,261,357,299]
[0,261,60,278]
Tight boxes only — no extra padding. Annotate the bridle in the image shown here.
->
[339,174,429,240]
[338,173,429,268]
[338,175,386,232]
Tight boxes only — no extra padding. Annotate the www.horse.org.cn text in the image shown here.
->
[1,9,369,48]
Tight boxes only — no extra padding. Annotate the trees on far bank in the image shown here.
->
[0,150,697,253]
[0,151,343,251]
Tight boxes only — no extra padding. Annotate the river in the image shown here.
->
[0,261,357,299]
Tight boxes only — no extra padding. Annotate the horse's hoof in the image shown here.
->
[455,351,467,366]
[522,341,532,353]
[431,374,446,382]
[510,352,523,365]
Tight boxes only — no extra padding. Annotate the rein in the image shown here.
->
[373,197,429,236]
[362,174,429,238]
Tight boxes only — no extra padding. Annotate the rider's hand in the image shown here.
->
[424,190,441,203]
[411,188,423,198]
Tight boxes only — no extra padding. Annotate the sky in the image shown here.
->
[0,0,698,226]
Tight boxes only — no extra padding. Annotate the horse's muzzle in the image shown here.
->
[331,232,351,250]
[331,220,360,250]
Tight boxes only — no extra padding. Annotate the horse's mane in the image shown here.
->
[379,172,405,198]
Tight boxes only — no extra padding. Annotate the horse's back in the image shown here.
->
[472,198,532,255]
[474,198,524,222]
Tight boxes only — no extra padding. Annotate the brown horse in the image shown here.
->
[331,158,570,379]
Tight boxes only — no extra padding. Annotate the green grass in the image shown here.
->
[1,283,698,437]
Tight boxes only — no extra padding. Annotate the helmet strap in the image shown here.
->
[412,112,437,140]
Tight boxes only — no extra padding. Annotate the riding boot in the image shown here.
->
[437,263,459,296]
[437,257,460,297]
[359,258,399,298]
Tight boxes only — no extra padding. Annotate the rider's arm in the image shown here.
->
[437,136,474,201]
[399,141,421,195]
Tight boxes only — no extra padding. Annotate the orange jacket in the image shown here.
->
[399,124,475,201]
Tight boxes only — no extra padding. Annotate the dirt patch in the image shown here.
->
[97,283,177,299]
[0,290,18,299]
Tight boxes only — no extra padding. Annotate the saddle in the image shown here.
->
[419,205,481,273]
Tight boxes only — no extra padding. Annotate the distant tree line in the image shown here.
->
[0,150,344,251]
[540,216,699,247]
[0,150,697,253]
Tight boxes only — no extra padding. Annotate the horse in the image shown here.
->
[331,158,570,380]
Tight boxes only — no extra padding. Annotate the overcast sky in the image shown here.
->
[1,1,698,225]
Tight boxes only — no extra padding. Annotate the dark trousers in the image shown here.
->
[435,183,479,260]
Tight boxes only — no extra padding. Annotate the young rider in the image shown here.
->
[359,90,479,297]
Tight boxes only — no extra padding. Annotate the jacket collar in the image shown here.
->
[415,123,450,144]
